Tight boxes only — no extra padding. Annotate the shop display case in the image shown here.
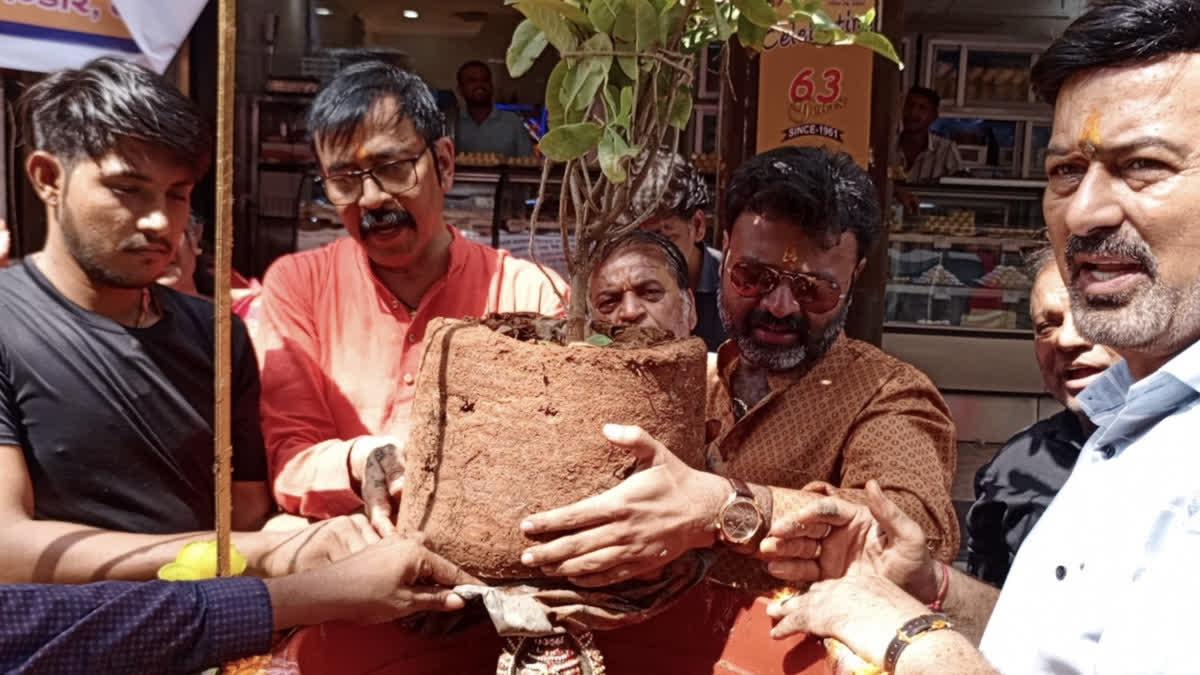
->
[886,178,1047,334]
[919,35,1052,180]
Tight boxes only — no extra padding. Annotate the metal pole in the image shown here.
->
[214,0,237,578]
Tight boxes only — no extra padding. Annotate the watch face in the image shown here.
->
[721,499,762,544]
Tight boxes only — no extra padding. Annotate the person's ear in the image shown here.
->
[26,151,67,208]
[853,257,867,279]
[692,211,707,245]
[433,136,456,191]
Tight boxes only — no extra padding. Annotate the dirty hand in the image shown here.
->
[519,424,727,587]
[267,535,481,628]
[767,574,931,667]
[348,435,406,536]
[760,481,938,602]
[257,513,381,576]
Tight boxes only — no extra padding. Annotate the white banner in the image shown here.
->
[0,0,206,73]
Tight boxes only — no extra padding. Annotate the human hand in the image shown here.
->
[0,219,10,267]
[267,535,481,628]
[760,480,938,602]
[766,574,932,668]
[518,424,726,587]
[895,188,920,216]
[348,435,406,536]
[256,513,381,576]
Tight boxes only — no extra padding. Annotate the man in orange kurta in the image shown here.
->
[255,61,565,526]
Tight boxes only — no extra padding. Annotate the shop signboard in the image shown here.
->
[0,0,205,73]
[756,0,876,167]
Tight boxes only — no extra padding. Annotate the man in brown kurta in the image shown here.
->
[520,146,957,597]
[704,334,958,590]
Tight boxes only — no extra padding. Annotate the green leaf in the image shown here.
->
[612,2,640,79]
[545,60,569,128]
[561,33,613,114]
[513,2,579,54]
[585,333,615,346]
[540,122,604,161]
[732,0,778,28]
[858,7,877,29]
[668,86,693,129]
[507,20,549,78]
[705,0,733,41]
[808,8,839,31]
[508,0,592,29]
[602,84,620,120]
[588,0,621,33]
[618,85,634,127]
[852,30,904,67]
[659,2,686,45]
[632,0,659,50]
[736,12,769,49]
[598,127,632,182]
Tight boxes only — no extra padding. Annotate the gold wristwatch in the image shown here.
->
[715,477,765,546]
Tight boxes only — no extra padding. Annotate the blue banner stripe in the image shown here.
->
[0,19,140,54]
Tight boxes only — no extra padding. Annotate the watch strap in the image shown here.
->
[883,613,953,672]
[727,476,754,500]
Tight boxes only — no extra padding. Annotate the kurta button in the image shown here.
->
[1055,565,1066,580]
[403,373,414,385]
[391,299,400,309]
[408,333,417,343]
[1100,444,1116,459]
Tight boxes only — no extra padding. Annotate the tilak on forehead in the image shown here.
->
[781,247,800,267]
[1080,110,1102,155]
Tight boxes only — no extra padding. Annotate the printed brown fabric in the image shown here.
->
[704,334,959,592]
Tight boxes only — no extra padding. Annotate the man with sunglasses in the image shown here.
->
[255,61,566,531]
[520,146,958,599]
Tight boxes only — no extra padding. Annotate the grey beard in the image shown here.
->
[718,284,850,371]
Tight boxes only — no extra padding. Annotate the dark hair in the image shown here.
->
[907,85,941,109]
[17,56,211,173]
[307,60,445,153]
[1025,245,1058,279]
[457,60,490,84]
[628,149,712,223]
[1032,0,1200,105]
[724,146,880,259]
[597,229,690,293]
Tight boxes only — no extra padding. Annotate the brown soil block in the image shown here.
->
[398,313,708,580]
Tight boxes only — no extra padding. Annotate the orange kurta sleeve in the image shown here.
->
[255,254,365,518]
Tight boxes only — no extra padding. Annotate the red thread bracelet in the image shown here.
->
[928,560,950,611]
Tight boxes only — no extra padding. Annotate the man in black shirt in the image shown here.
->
[964,248,1120,585]
[0,57,380,584]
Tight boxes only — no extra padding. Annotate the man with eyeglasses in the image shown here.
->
[518,147,958,625]
[255,61,566,532]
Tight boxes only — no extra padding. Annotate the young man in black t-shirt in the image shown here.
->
[0,57,382,584]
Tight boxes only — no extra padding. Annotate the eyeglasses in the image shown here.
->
[728,260,846,313]
[317,147,428,205]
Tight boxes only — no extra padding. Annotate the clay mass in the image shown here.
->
[398,313,708,580]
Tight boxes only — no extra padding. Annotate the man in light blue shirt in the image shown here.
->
[760,1,1200,672]
[455,60,533,157]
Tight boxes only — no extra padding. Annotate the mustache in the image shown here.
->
[360,209,415,234]
[119,234,173,251]
[1064,230,1155,280]
[746,308,806,333]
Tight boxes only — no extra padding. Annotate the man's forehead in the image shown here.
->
[1053,55,1200,137]
[90,142,196,184]
[732,215,857,263]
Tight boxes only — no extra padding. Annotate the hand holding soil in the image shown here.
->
[348,435,406,535]
[518,424,728,587]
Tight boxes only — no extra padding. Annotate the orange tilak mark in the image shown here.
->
[1081,110,1102,154]
[781,248,800,267]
